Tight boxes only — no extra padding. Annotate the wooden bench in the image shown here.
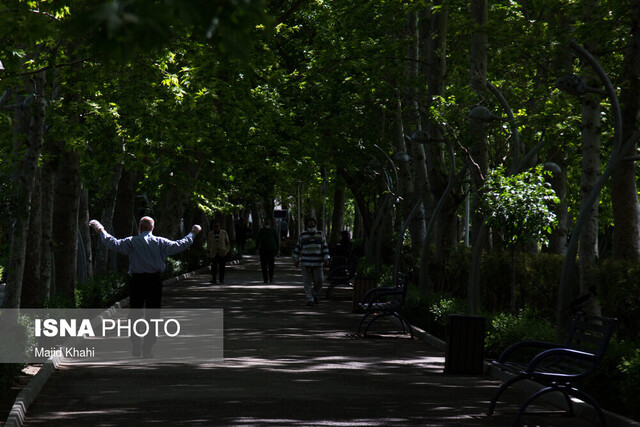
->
[488,313,617,426]
[356,274,413,338]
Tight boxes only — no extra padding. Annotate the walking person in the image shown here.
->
[293,217,330,306]
[89,216,201,358]
[235,216,248,255]
[257,218,279,283]
[207,220,230,284]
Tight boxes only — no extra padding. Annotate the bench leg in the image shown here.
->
[357,312,374,335]
[567,387,608,426]
[488,374,526,415]
[513,386,572,426]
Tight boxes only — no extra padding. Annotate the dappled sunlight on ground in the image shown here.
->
[18,256,600,426]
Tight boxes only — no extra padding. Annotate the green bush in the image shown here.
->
[592,259,640,342]
[484,308,556,359]
[619,348,640,418]
[162,257,188,280]
[580,339,640,420]
[244,238,257,254]
[400,284,467,340]
[74,272,128,308]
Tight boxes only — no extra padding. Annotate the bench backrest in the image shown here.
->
[389,275,408,307]
[563,313,617,370]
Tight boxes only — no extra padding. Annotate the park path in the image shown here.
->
[15,255,602,426]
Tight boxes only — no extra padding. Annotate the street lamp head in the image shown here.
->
[468,105,501,123]
[410,130,431,144]
[555,74,586,96]
[543,162,562,175]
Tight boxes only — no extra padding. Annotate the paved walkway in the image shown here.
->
[9,256,610,426]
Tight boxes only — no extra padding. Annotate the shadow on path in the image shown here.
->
[19,256,597,426]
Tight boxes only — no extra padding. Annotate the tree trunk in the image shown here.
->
[40,156,55,302]
[612,0,640,261]
[393,98,414,199]
[156,163,200,239]
[578,87,601,284]
[547,158,568,255]
[3,72,46,308]
[468,0,489,247]
[467,0,489,314]
[95,161,123,273]
[578,3,603,293]
[52,148,81,302]
[78,187,93,281]
[21,168,43,307]
[330,183,346,245]
[113,168,139,271]
[422,1,454,290]
[406,11,428,283]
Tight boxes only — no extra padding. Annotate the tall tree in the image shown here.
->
[612,0,640,261]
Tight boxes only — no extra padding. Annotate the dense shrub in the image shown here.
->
[74,272,129,308]
[162,257,188,280]
[591,259,640,342]
[401,285,466,340]
[484,308,556,359]
[479,251,569,317]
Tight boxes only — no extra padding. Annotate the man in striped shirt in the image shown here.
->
[293,217,330,306]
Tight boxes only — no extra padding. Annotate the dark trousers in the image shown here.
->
[211,255,226,282]
[129,272,162,354]
[260,250,276,282]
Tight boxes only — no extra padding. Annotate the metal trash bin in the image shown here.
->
[444,314,486,375]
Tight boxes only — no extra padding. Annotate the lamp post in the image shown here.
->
[365,145,403,267]
[554,40,638,331]
[466,86,546,314]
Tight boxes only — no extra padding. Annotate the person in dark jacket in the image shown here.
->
[257,218,280,283]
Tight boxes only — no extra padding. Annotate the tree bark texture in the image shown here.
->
[612,0,640,260]
[40,158,55,302]
[78,187,93,282]
[95,161,123,273]
[405,11,428,274]
[52,148,81,302]
[330,184,346,245]
[469,0,489,247]
[3,72,46,308]
[113,168,138,271]
[21,168,42,307]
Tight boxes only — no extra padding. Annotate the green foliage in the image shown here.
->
[484,308,556,359]
[355,258,377,280]
[162,258,188,281]
[401,284,467,340]
[429,297,468,327]
[591,259,640,342]
[480,166,559,249]
[480,251,567,317]
[618,349,640,418]
[582,339,640,420]
[0,312,35,382]
[74,272,129,308]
